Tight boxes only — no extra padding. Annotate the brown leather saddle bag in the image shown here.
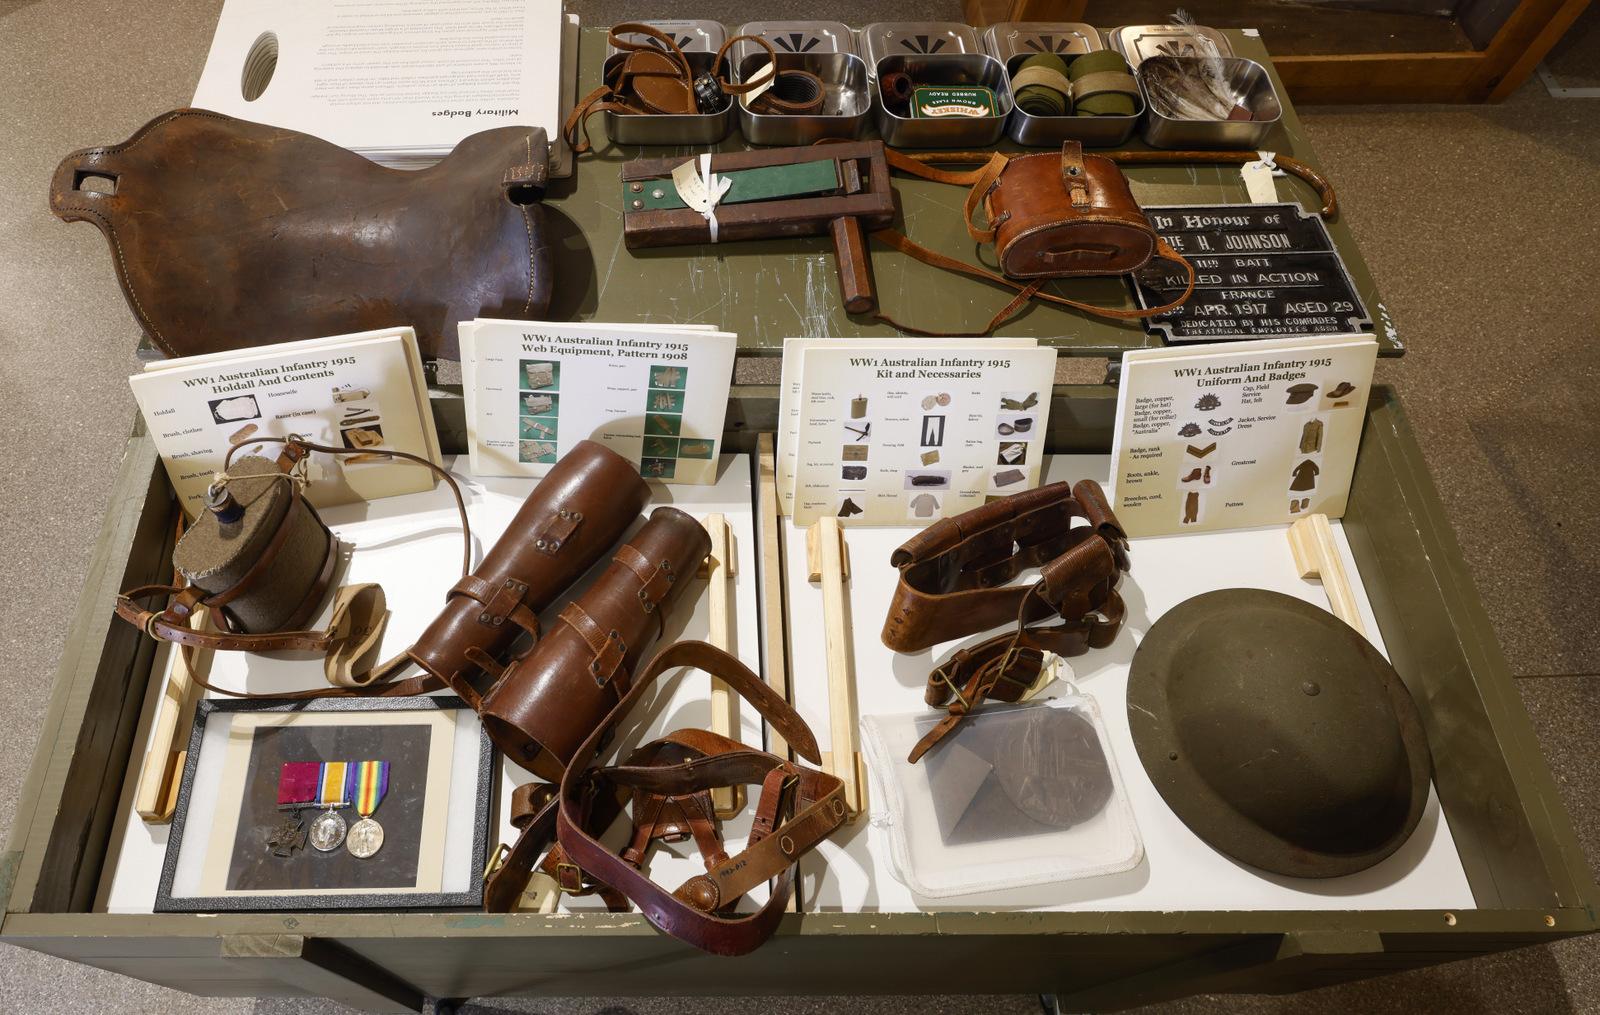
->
[49,108,554,360]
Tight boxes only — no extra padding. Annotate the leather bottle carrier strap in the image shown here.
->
[485,641,846,956]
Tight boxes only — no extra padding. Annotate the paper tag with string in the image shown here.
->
[1241,150,1280,204]
[738,60,777,110]
[671,154,732,242]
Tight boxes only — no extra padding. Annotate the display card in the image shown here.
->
[1108,334,1377,536]
[130,327,441,519]
[775,336,1036,517]
[459,319,736,484]
[789,345,1058,525]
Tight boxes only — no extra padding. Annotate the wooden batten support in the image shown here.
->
[698,513,745,817]
[756,435,791,759]
[1288,513,1366,638]
[805,516,867,819]
[135,607,212,823]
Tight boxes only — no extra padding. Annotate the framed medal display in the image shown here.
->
[155,696,493,912]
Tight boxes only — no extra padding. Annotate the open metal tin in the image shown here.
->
[861,21,1009,148]
[733,22,870,145]
[984,22,1140,148]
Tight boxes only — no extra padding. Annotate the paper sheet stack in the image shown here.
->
[192,0,575,174]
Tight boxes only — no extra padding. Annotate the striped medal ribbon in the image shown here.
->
[307,761,356,853]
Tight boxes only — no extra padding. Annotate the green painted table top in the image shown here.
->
[542,27,1400,358]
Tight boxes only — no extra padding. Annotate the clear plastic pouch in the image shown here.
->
[862,691,1143,898]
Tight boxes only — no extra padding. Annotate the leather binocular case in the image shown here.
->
[175,452,334,635]
[882,480,1130,655]
[874,143,1196,335]
[480,506,711,781]
[407,440,649,709]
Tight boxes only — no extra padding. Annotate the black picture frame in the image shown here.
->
[155,695,494,912]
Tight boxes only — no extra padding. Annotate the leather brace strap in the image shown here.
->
[911,579,1126,763]
[556,641,845,956]
[483,780,630,914]
[558,601,629,688]
[907,496,1129,762]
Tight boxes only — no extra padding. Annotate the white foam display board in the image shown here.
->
[99,456,765,914]
[784,454,1476,913]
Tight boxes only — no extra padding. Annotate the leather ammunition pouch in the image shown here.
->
[871,142,1196,335]
[49,109,554,360]
[483,641,847,956]
[880,481,1131,762]
[408,440,651,710]
[479,506,711,780]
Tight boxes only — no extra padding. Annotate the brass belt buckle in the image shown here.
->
[482,842,511,882]
[931,666,972,711]
[555,861,585,892]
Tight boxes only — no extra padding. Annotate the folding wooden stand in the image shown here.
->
[805,517,867,818]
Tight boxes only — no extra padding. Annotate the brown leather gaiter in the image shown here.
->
[407,440,649,706]
[480,506,711,780]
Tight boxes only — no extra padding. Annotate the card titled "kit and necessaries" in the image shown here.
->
[779,338,1057,526]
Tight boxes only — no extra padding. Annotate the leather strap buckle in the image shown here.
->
[931,666,972,711]
[483,842,511,882]
[555,861,584,892]
[990,643,1036,692]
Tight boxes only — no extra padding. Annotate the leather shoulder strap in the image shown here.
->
[555,642,845,955]
[869,228,1195,335]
